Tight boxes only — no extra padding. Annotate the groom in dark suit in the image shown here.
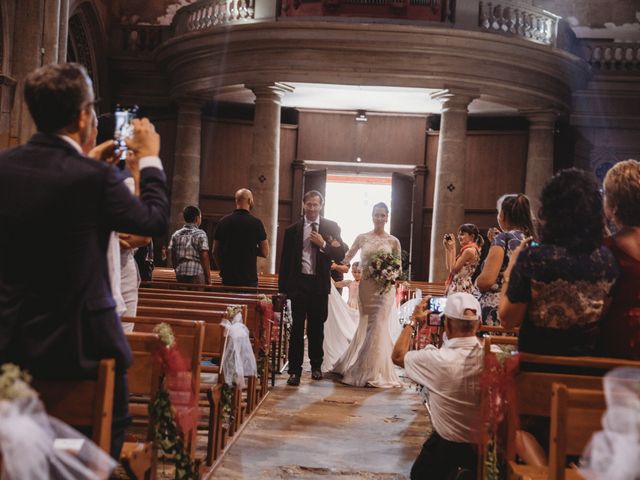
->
[0,63,169,457]
[279,190,347,386]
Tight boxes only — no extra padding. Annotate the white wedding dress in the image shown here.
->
[321,283,360,372]
[332,232,403,388]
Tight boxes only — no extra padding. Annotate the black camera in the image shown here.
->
[444,233,453,241]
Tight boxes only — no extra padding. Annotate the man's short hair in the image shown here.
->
[24,63,93,134]
[183,205,201,223]
[444,316,478,335]
[303,190,324,205]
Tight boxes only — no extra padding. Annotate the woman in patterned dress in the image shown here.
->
[474,194,536,325]
[443,224,483,296]
[499,169,618,356]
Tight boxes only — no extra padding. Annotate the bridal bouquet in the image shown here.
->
[367,250,402,294]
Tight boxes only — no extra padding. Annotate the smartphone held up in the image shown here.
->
[114,105,138,164]
[428,296,447,314]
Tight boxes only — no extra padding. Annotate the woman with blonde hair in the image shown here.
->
[601,159,640,359]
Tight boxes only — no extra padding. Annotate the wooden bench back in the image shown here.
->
[126,332,163,399]
[549,383,606,480]
[124,316,204,380]
[32,358,115,453]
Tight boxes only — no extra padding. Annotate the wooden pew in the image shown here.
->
[33,358,115,454]
[125,313,244,466]
[508,383,606,480]
[138,296,271,400]
[124,317,227,467]
[121,332,163,480]
[504,353,640,477]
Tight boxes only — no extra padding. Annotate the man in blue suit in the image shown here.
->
[0,63,169,457]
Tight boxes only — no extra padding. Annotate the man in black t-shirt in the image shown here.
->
[213,188,268,287]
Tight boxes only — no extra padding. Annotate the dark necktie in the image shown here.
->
[311,222,318,233]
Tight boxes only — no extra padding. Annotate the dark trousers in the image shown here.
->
[288,274,329,375]
[111,371,131,459]
[411,431,477,480]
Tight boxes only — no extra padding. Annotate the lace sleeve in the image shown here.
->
[391,236,401,257]
[343,234,362,265]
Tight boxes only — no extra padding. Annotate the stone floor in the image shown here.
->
[209,370,431,479]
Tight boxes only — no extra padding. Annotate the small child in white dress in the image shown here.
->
[334,261,361,311]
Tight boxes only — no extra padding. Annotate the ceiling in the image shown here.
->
[214,83,519,116]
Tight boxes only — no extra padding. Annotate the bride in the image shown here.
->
[332,202,403,388]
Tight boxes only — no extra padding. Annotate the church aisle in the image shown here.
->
[210,373,430,479]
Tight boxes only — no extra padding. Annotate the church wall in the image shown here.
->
[194,110,528,278]
[297,110,427,166]
[418,130,528,278]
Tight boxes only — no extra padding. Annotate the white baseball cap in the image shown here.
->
[443,293,481,321]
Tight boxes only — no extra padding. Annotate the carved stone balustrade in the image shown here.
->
[173,0,256,33]
[281,0,452,22]
[114,25,170,55]
[478,1,558,46]
[586,42,640,72]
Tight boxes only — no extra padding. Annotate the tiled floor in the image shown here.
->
[209,370,430,479]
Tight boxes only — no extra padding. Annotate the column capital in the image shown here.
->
[248,82,294,104]
[521,109,558,129]
[413,165,428,177]
[430,88,479,112]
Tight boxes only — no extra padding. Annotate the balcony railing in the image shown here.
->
[115,25,171,54]
[585,42,640,72]
[173,0,256,33]
[478,1,559,46]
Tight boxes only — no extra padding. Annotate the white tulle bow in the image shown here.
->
[0,396,116,480]
[221,313,258,389]
[579,367,640,480]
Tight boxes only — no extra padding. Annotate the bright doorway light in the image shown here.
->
[324,173,392,276]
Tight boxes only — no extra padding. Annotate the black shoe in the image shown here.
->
[287,373,301,386]
[311,369,323,380]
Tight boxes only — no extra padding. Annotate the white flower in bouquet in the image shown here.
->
[367,250,402,294]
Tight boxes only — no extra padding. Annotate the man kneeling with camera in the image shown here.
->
[392,293,484,480]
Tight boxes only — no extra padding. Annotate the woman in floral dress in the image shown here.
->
[443,224,483,296]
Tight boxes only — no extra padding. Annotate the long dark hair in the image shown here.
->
[539,168,605,253]
[458,223,484,248]
[498,193,537,239]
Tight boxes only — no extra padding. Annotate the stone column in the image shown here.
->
[428,89,477,282]
[58,0,70,63]
[248,83,294,274]
[524,111,556,216]
[170,100,203,236]
[11,0,46,144]
[42,0,62,65]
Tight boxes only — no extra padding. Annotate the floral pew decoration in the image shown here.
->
[150,323,199,479]
[219,306,258,430]
[221,305,257,390]
[0,363,116,480]
[476,348,519,480]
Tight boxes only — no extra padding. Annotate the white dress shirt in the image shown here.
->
[403,336,484,443]
[301,216,320,275]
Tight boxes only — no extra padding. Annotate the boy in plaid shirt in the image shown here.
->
[169,205,211,284]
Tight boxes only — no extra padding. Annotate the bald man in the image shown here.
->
[213,188,268,287]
